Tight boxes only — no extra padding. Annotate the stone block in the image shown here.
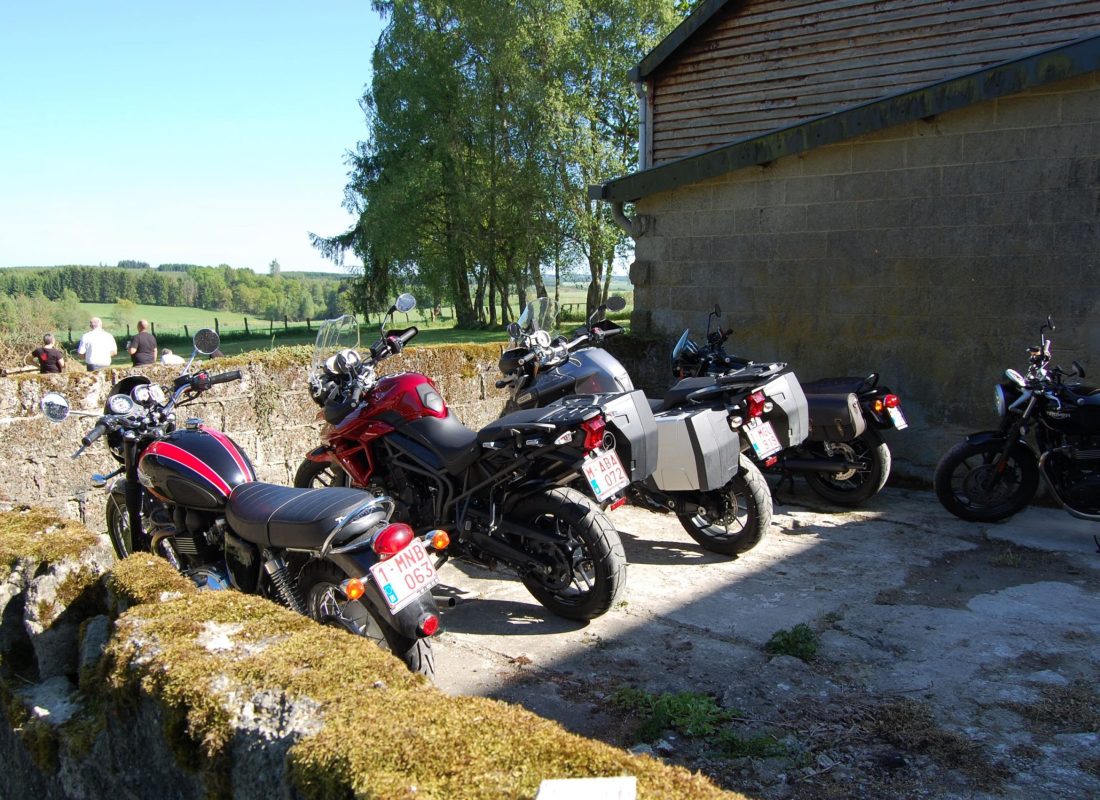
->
[654,210,692,237]
[942,162,1004,195]
[851,140,904,172]
[753,176,786,206]
[1061,89,1100,124]
[757,204,806,233]
[1028,188,1096,224]
[800,143,853,176]
[803,201,858,231]
[857,197,911,229]
[784,174,835,204]
[690,210,739,237]
[905,133,964,167]
[885,166,943,198]
[711,181,761,210]
[995,94,1062,128]
[1025,123,1099,159]
[962,128,1031,163]
[835,170,887,201]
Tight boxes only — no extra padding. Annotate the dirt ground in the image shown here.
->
[428,484,1100,799]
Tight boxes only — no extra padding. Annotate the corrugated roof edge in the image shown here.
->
[629,0,736,82]
[593,34,1100,205]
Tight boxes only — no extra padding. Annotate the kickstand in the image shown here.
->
[772,470,796,505]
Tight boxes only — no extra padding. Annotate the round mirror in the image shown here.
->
[394,293,417,314]
[506,322,521,339]
[193,328,220,355]
[1004,368,1026,387]
[41,392,70,423]
[605,296,627,313]
[671,329,692,362]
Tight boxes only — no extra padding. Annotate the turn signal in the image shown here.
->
[884,394,900,409]
[341,577,367,601]
[430,529,451,551]
[372,522,415,560]
[873,399,885,413]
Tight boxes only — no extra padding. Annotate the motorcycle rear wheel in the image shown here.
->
[934,439,1038,522]
[677,456,771,556]
[293,458,350,488]
[518,487,627,621]
[299,560,435,678]
[803,433,891,506]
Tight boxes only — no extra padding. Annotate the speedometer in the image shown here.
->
[533,330,551,347]
[107,394,136,415]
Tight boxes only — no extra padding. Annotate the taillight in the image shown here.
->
[418,613,440,637]
[372,522,414,559]
[747,391,769,418]
[580,416,607,452]
[884,394,900,409]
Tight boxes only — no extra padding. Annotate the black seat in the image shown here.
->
[655,377,719,412]
[476,403,599,445]
[1064,384,1100,406]
[398,414,480,475]
[227,482,381,549]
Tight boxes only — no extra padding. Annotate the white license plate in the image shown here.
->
[746,419,783,458]
[888,406,908,430]
[582,448,631,503]
[369,539,439,614]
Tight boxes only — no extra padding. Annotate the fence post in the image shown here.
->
[269,319,274,335]
[184,324,190,338]
[244,318,249,334]
[306,318,311,331]
[126,324,131,339]
[214,317,219,334]
[284,315,289,331]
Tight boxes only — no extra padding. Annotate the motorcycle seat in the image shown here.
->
[227,482,381,549]
[398,414,480,475]
[654,377,718,412]
[1065,384,1100,405]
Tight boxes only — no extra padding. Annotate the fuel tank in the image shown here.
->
[138,426,256,511]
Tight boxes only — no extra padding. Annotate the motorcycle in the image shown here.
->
[672,304,908,505]
[935,317,1100,522]
[295,295,646,620]
[498,296,809,557]
[39,329,440,676]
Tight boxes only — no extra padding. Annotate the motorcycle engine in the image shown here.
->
[169,506,225,565]
[1046,438,1100,515]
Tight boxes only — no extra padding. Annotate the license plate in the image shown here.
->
[888,406,908,430]
[746,419,783,458]
[582,448,630,503]
[369,539,439,614]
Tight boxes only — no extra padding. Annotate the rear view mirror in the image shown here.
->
[41,392,70,423]
[193,328,220,355]
[395,293,417,314]
[605,296,627,313]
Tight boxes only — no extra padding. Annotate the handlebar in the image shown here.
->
[82,423,109,448]
[207,369,242,386]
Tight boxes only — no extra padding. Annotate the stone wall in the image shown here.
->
[629,71,1100,477]
[0,344,514,531]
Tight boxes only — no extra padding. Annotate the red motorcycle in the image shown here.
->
[295,295,649,621]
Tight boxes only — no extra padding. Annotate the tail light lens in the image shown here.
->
[372,522,414,560]
[580,416,607,452]
[418,612,440,636]
[747,391,769,418]
[429,529,450,551]
[884,394,900,409]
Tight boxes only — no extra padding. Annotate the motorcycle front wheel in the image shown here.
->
[803,433,892,506]
[105,495,135,559]
[517,487,627,621]
[677,456,772,556]
[293,458,350,488]
[298,560,435,678]
[934,439,1039,522]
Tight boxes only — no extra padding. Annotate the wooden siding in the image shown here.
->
[649,0,1100,164]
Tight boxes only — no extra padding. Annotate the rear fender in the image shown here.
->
[963,430,1028,449]
[325,551,439,641]
[304,445,331,463]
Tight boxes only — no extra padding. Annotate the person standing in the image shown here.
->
[76,317,117,371]
[128,319,157,366]
[31,333,66,373]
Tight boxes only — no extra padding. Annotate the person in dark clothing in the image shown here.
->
[128,320,157,366]
[31,333,66,374]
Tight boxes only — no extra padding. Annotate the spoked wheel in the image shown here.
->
[803,433,892,506]
[677,456,772,556]
[519,487,627,621]
[934,439,1038,522]
[299,560,435,678]
[293,459,350,488]
[105,495,136,559]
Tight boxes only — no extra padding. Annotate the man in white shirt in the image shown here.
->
[76,317,118,371]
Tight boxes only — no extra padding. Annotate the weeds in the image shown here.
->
[611,688,735,741]
[765,623,820,662]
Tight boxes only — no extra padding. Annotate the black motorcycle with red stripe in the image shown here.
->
[40,329,440,677]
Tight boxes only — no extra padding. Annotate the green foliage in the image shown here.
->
[717,731,788,759]
[765,623,820,662]
[112,298,140,329]
[612,687,735,741]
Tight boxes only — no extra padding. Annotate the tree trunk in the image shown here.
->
[529,254,546,299]
[474,266,487,324]
[488,264,499,326]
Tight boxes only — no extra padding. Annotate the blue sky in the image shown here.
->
[0,1,384,273]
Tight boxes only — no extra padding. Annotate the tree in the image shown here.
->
[113,298,140,330]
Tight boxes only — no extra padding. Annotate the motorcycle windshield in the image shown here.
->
[312,315,361,373]
[517,297,559,337]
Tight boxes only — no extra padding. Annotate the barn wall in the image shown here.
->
[631,72,1100,477]
[649,0,1100,164]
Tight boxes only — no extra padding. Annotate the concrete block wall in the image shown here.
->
[630,72,1100,477]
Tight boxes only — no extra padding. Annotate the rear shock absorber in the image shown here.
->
[263,553,305,615]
